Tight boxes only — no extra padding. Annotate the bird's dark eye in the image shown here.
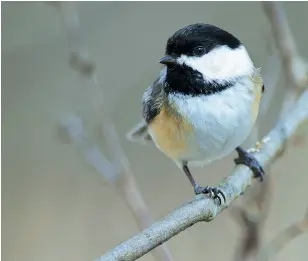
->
[193,46,206,56]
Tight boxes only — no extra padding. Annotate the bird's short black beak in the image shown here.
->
[159,55,177,65]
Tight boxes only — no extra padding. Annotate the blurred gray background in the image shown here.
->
[2,2,308,261]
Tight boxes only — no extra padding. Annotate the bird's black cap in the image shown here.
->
[165,23,241,58]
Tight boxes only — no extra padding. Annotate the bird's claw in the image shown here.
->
[194,185,226,205]
[234,147,264,182]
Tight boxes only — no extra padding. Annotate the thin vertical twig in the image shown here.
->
[230,176,272,261]
[262,2,308,120]
[262,2,308,89]
[57,3,174,261]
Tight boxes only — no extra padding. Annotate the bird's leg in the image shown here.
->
[182,163,226,204]
[234,146,264,181]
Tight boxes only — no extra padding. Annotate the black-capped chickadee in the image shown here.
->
[126,23,265,204]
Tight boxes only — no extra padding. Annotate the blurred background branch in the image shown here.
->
[257,209,308,261]
[230,176,272,261]
[262,2,308,89]
[262,2,308,120]
[58,2,174,261]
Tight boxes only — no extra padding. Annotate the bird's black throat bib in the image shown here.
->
[164,64,235,96]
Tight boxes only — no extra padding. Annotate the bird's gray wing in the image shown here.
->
[126,68,166,144]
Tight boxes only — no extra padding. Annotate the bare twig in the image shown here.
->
[57,3,174,261]
[95,88,308,261]
[262,2,308,90]
[261,1,308,158]
[262,2,308,123]
[230,176,272,261]
[257,210,308,261]
[60,115,119,183]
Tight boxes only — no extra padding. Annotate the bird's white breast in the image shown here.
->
[168,78,256,166]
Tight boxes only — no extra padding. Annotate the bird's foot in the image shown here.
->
[234,147,264,182]
[194,184,226,205]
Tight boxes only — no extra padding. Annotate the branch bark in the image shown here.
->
[95,88,308,261]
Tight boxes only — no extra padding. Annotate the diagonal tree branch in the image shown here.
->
[95,88,308,261]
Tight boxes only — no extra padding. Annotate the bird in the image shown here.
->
[126,23,265,204]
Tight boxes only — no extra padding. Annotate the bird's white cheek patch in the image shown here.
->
[178,45,254,83]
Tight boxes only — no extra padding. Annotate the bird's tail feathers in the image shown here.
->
[126,121,152,145]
